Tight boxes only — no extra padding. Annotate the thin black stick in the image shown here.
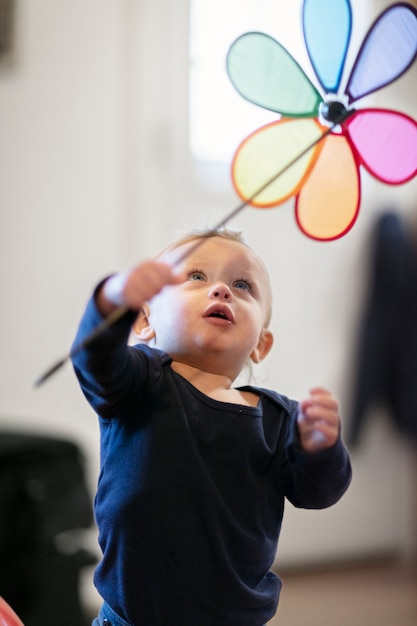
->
[34,306,130,386]
[35,110,354,386]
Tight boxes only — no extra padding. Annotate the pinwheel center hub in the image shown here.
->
[321,100,348,124]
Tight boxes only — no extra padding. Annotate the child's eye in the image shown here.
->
[234,279,253,292]
[188,269,206,282]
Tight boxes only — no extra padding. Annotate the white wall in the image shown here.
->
[1,0,416,613]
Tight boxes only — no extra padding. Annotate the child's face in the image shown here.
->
[136,236,273,379]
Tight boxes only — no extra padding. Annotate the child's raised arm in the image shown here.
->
[96,260,183,316]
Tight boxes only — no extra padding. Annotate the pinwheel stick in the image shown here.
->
[35,109,355,387]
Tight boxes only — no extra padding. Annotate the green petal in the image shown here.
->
[227,32,322,117]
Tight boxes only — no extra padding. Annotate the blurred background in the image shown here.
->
[0,0,416,624]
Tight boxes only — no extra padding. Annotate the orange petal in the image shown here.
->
[295,134,360,240]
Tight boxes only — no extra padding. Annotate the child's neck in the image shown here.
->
[171,361,259,407]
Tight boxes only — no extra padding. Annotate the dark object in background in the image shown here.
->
[0,0,14,61]
[0,432,97,626]
[348,212,417,446]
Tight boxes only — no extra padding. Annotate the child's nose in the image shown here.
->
[208,283,232,300]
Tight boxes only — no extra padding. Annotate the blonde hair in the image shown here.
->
[157,227,245,254]
[158,228,273,327]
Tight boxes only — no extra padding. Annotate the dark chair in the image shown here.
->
[0,431,97,626]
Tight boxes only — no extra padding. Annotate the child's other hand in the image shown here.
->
[98,261,183,315]
[297,387,340,452]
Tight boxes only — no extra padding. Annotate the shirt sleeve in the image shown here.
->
[71,290,142,419]
[284,404,352,509]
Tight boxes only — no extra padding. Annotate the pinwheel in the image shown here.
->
[36,0,417,385]
[226,0,417,241]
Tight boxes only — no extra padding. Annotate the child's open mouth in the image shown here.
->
[209,311,228,319]
[204,304,234,323]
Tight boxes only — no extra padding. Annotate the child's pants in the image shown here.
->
[92,601,267,625]
[92,602,132,625]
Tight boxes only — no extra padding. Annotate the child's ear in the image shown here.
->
[131,305,155,342]
[250,329,274,364]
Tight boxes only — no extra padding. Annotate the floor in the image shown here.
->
[268,557,417,626]
[84,557,417,625]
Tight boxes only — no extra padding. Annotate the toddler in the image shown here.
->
[72,229,352,626]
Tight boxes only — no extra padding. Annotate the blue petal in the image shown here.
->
[303,0,352,93]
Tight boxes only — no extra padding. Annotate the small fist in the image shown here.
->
[297,387,340,452]
[98,260,184,315]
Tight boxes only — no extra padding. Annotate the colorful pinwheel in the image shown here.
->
[226,0,417,241]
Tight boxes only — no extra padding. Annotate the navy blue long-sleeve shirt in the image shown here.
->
[72,296,352,625]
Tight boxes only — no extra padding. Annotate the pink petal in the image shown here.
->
[346,109,417,184]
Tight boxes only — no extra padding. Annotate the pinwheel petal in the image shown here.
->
[232,118,324,207]
[226,32,322,117]
[346,109,417,184]
[303,0,352,93]
[345,3,417,103]
[296,134,360,241]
